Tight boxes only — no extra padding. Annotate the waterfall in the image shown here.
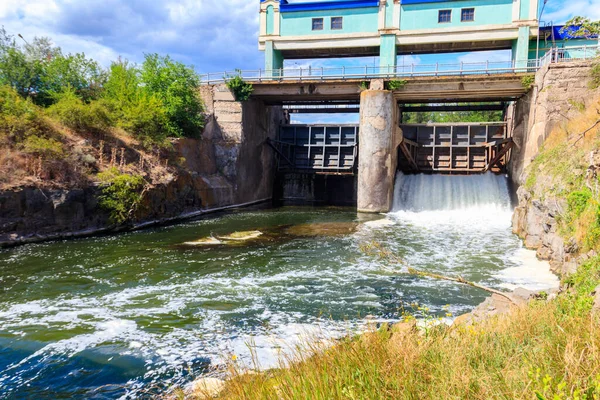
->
[392,172,512,213]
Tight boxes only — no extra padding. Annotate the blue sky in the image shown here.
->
[0,0,597,123]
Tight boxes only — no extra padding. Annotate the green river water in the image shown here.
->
[0,174,558,398]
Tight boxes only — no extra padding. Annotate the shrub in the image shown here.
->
[567,189,592,219]
[117,93,170,147]
[140,54,204,138]
[226,71,253,101]
[102,60,170,146]
[0,84,51,141]
[522,75,535,89]
[97,167,145,225]
[47,87,111,132]
[386,80,407,90]
[20,135,63,159]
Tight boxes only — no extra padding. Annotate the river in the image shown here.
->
[0,173,558,398]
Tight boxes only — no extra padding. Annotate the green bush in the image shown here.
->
[226,71,253,101]
[0,84,50,141]
[567,189,592,219]
[386,80,407,90]
[140,54,204,138]
[97,167,145,225]
[522,75,535,89]
[47,87,111,132]
[20,135,63,159]
[117,93,169,147]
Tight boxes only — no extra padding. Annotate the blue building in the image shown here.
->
[258,0,597,72]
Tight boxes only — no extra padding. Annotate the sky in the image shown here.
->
[0,0,598,123]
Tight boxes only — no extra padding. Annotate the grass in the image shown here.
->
[189,257,600,400]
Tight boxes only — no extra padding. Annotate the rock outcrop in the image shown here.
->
[510,61,599,275]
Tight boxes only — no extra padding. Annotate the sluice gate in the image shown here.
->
[269,124,359,174]
[398,122,513,174]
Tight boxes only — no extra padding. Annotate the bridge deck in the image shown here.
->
[251,73,530,104]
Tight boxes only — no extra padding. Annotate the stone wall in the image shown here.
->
[510,61,599,275]
[509,61,596,186]
[199,84,287,206]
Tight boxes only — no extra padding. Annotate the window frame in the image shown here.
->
[331,16,343,30]
[461,8,475,22]
[312,17,324,31]
[438,9,452,24]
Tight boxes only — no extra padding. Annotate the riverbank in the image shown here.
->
[184,97,600,399]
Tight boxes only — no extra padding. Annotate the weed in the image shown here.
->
[226,70,254,102]
[97,167,145,225]
[522,75,535,89]
[386,80,407,90]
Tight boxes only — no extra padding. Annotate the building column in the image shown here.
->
[513,26,530,70]
[357,89,397,213]
[380,34,397,74]
[265,41,283,77]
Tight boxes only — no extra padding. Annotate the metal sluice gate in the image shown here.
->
[268,122,512,175]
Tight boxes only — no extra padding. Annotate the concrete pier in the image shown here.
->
[357,89,398,213]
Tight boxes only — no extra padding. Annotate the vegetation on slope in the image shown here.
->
[0,28,205,222]
[525,96,600,252]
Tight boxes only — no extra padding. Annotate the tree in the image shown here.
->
[561,17,600,39]
[140,53,204,138]
[0,28,106,105]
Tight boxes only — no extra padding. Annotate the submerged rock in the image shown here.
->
[182,230,263,246]
[217,230,263,241]
[285,222,358,237]
[183,237,223,246]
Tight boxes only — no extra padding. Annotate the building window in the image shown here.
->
[438,9,452,23]
[461,8,475,22]
[331,16,343,30]
[312,18,324,31]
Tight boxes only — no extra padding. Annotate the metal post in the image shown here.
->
[435,62,438,76]
[342,66,345,80]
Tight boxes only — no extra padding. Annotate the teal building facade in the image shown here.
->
[259,0,597,72]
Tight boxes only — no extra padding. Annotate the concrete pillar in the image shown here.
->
[265,41,283,77]
[513,26,531,70]
[357,90,397,213]
[380,34,397,74]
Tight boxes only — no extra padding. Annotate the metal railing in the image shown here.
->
[200,45,599,85]
[538,45,600,67]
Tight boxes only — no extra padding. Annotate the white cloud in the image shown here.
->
[543,0,600,24]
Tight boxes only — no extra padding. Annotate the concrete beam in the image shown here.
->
[357,90,398,213]
[250,74,529,104]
